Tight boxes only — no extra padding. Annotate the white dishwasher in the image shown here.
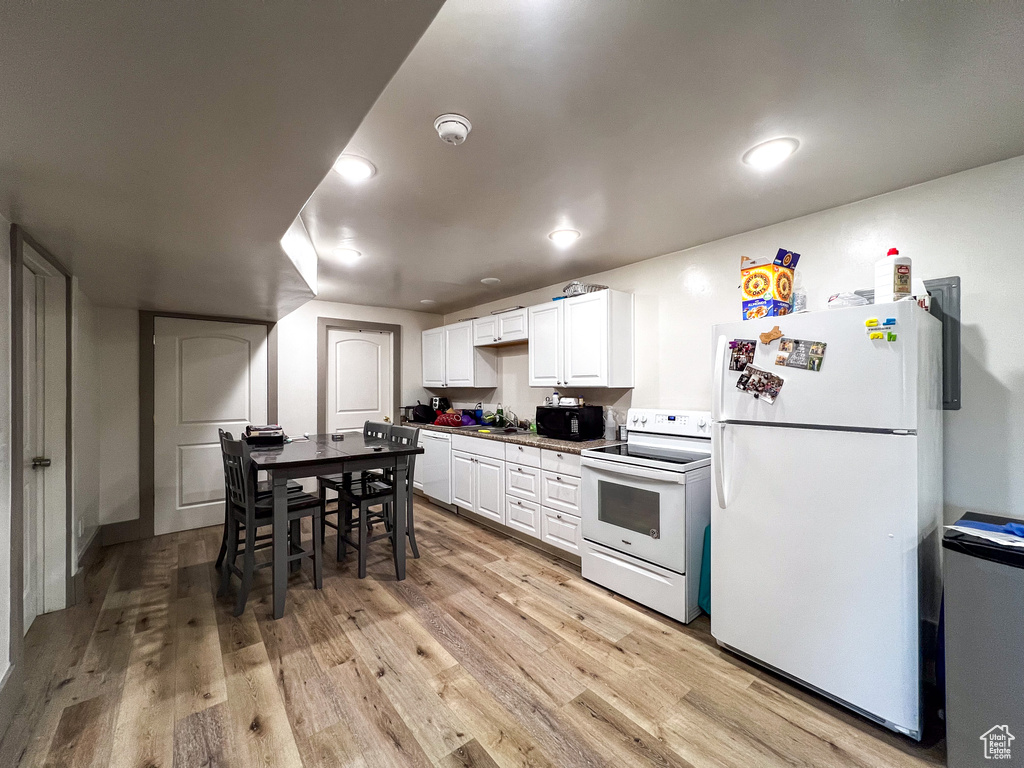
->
[415,429,452,504]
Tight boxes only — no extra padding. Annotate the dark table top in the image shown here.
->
[248,433,422,470]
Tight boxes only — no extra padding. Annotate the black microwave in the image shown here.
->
[535,405,604,442]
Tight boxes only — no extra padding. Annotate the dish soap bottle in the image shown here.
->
[496,402,504,426]
[874,247,912,304]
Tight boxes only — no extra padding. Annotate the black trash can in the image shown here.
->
[943,512,1024,767]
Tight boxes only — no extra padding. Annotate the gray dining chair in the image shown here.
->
[218,433,323,616]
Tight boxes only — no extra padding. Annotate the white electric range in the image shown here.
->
[580,408,712,623]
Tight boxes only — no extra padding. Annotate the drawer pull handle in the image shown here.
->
[556,453,563,458]
[516,501,522,505]
[557,514,562,519]
[622,539,632,546]
[556,476,561,481]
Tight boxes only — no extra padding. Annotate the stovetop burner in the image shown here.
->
[586,443,708,466]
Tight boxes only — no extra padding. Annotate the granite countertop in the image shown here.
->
[410,422,621,455]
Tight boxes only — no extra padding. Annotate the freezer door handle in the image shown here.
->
[713,422,727,509]
[712,335,727,421]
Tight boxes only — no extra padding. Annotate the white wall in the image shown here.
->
[446,156,1024,523]
[71,282,101,563]
[96,308,139,526]
[0,215,12,684]
[276,299,443,436]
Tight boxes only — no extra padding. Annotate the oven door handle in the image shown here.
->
[582,458,686,485]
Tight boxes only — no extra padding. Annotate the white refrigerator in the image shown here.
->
[710,301,943,740]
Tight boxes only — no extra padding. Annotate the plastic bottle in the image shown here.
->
[874,247,912,304]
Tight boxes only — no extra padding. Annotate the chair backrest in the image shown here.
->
[220,433,254,515]
[364,421,392,440]
[388,425,420,479]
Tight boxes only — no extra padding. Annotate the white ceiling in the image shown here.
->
[0,1,443,319]
[303,0,1024,313]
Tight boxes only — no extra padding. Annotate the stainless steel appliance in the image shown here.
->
[580,408,711,623]
[535,405,603,442]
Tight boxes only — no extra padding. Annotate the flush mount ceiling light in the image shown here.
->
[332,247,362,265]
[332,154,376,183]
[742,137,800,170]
[480,277,501,285]
[420,299,437,306]
[548,229,581,248]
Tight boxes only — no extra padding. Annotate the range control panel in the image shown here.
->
[626,408,711,437]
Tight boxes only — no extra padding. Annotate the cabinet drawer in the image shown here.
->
[540,470,581,515]
[452,434,506,460]
[506,497,540,538]
[541,449,581,477]
[505,442,541,467]
[541,508,581,554]
[506,463,541,503]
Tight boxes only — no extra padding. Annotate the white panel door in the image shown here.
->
[22,267,44,633]
[327,328,393,433]
[711,301,935,431]
[528,302,563,387]
[422,327,446,387]
[444,321,474,386]
[711,422,921,733]
[451,451,476,509]
[475,457,505,524]
[154,318,267,536]
[563,292,608,386]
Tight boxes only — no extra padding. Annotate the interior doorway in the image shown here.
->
[11,228,72,642]
[318,318,401,434]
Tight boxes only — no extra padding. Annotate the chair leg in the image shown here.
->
[289,518,302,573]
[407,495,420,559]
[340,499,353,562]
[357,503,369,579]
[319,484,327,544]
[312,508,323,589]
[216,500,229,570]
[219,516,238,597]
[234,522,256,617]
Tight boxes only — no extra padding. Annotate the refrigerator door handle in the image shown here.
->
[713,422,726,509]
[712,335,727,421]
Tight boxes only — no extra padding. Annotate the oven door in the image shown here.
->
[581,457,688,572]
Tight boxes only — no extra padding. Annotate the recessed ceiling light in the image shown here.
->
[548,229,581,248]
[332,247,362,265]
[420,299,437,305]
[332,154,376,183]
[481,277,501,285]
[742,137,799,170]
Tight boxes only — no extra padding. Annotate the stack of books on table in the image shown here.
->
[244,424,285,446]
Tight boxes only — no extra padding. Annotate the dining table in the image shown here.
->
[248,432,423,619]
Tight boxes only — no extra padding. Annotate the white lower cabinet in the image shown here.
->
[506,462,541,503]
[541,507,582,554]
[506,497,541,537]
[451,449,505,525]
[540,470,582,516]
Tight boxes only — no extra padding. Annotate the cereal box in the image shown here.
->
[740,249,800,320]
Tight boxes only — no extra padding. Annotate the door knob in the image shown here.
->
[31,457,51,469]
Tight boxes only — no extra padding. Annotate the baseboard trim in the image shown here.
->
[0,661,25,749]
[71,530,103,605]
[100,517,146,546]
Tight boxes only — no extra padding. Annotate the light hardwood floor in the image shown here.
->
[0,500,946,767]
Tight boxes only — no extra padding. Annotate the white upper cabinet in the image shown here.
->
[528,302,564,387]
[422,322,498,388]
[473,307,528,346]
[421,327,446,388]
[528,290,633,388]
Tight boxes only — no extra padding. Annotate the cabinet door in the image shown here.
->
[444,321,475,386]
[473,316,498,346]
[451,451,475,509]
[422,327,446,387]
[564,292,608,386]
[528,302,564,387]
[475,457,505,524]
[497,308,528,342]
